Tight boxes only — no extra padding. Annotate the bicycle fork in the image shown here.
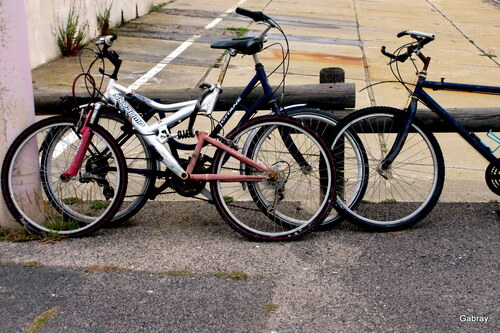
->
[60,103,102,181]
[378,78,423,177]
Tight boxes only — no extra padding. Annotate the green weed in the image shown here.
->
[22,262,43,268]
[97,1,113,35]
[56,5,88,56]
[160,270,193,276]
[151,2,167,12]
[226,27,249,37]
[262,302,279,314]
[215,271,248,280]
[26,306,61,333]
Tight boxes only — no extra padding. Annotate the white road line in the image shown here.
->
[128,0,248,91]
[128,34,201,91]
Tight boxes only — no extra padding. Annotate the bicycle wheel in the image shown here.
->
[286,108,368,229]
[1,116,127,237]
[330,106,445,230]
[210,116,336,241]
[93,112,157,225]
[40,112,157,226]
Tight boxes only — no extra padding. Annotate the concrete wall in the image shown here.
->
[0,0,37,228]
[25,0,156,68]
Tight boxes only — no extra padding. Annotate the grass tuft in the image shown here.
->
[87,265,129,273]
[262,302,279,314]
[160,270,193,276]
[56,5,88,56]
[215,271,248,280]
[226,27,249,37]
[26,306,61,333]
[151,2,167,12]
[22,262,43,268]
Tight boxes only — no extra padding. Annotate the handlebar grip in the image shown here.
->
[105,35,117,46]
[381,46,396,59]
[397,30,435,40]
[235,7,275,27]
[381,46,410,63]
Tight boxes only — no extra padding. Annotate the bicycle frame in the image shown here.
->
[63,25,306,190]
[61,77,276,183]
[381,69,500,169]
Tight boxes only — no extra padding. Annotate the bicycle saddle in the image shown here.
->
[211,37,263,55]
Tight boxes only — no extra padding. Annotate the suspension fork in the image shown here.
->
[60,103,103,181]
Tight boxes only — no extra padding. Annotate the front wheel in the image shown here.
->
[210,116,336,241]
[330,106,445,230]
[286,108,368,229]
[1,116,128,237]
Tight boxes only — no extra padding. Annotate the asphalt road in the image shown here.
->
[1,201,498,332]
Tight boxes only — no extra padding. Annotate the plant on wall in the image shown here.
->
[56,5,87,56]
[97,1,113,35]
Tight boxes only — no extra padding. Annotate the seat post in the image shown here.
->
[217,52,232,85]
[252,53,261,66]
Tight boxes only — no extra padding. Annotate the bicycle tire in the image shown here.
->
[40,112,157,226]
[92,112,157,225]
[1,116,128,237]
[210,116,336,241]
[285,108,369,229]
[330,106,445,230]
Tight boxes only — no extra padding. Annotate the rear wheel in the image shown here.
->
[210,116,336,241]
[286,108,368,229]
[1,116,127,237]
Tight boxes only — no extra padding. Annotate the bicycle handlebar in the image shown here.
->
[95,35,122,80]
[235,7,276,27]
[381,30,435,64]
[397,30,435,40]
[96,34,117,47]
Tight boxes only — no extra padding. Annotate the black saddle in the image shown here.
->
[210,37,263,55]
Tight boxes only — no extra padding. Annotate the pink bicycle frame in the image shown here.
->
[61,126,274,183]
[187,131,275,182]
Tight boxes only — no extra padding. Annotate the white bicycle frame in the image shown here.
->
[103,80,200,179]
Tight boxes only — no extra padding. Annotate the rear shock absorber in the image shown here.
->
[176,129,196,139]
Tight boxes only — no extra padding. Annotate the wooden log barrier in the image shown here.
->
[34,83,356,115]
[34,84,498,132]
[331,108,499,132]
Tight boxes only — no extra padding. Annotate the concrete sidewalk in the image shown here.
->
[30,0,499,202]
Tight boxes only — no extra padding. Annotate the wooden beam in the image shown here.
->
[34,83,356,115]
[330,108,500,132]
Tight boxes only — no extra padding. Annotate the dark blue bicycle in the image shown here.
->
[45,8,367,228]
[329,30,500,230]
